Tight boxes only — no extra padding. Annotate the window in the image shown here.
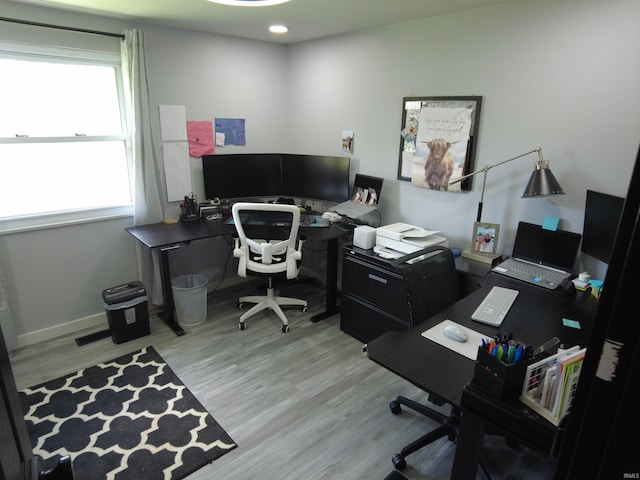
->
[0,42,133,232]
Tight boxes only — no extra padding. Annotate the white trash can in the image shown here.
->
[171,274,208,326]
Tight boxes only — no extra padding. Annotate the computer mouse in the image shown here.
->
[443,324,469,343]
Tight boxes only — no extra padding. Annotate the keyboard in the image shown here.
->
[471,286,519,327]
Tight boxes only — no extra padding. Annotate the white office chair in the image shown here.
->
[232,202,308,332]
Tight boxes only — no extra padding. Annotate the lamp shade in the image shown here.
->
[522,160,565,197]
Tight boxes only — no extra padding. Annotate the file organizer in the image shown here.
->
[520,346,586,425]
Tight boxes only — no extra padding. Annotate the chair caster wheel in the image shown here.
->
[238,302,244,309]
[389,400,401,415]
[392,454,406,471]
[302,306,308,313]
[281,325,290,333]
[239,322,246,330]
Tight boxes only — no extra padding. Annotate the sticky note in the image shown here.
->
[562,318,581,329]
[542,216,560,231]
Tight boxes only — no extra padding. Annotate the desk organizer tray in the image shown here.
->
[474,346,529,399]
[520,346,586,426]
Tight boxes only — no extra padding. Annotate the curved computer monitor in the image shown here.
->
[582,189,625,264]
[202,154,282,200]
[281,154,350,203]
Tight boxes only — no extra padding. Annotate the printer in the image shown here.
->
[374,222,448,258]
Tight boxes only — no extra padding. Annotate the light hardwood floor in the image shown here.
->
[10,281,555,480]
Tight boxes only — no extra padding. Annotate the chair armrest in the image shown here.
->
[233,236,243,258]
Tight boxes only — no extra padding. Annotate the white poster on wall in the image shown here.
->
[163,142,191,202]
[159,105,191,201]
[159,105,188,141]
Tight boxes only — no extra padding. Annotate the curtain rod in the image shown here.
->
[0,16,125,39]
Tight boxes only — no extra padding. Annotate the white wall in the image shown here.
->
[1,0,638,347]
[285,0,640,278]
[0,1,290,347]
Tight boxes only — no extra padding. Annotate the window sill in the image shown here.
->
[0,205,133,234]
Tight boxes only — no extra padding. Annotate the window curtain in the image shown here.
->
[121,29,165,306]
[0,265,17,352]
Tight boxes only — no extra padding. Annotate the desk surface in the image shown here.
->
[126,217,352,249]
[126,220,235,249]
[367,273,597,408]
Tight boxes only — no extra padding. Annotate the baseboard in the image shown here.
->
[15,312,108,349]
[13,276,309,350]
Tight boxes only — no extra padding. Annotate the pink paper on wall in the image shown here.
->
[187,120,215,157]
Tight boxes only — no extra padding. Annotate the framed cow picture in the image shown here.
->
[397,96,482,192]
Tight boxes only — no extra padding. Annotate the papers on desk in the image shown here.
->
[422,320,486,360]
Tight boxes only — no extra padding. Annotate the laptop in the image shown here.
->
[492,221,582,290]
[332,174,384,220]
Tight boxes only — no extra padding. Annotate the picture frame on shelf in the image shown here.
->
[471,222,500,255]
[462,222,503,265]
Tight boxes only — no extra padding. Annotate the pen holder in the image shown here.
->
[474,346,529,400]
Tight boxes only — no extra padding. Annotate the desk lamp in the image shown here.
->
[449,147,565,264]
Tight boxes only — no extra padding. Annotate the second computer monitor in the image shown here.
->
[281,154,350,203]
[582,189,625,264]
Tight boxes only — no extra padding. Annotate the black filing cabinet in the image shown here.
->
[341,245,460,343]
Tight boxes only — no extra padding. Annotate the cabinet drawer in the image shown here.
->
[341,294,409,343]
[342,255,410,318]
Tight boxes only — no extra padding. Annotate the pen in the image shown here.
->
[507,345,516,363]
[514,344,523,363]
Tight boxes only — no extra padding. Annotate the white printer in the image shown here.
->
[374,222,448,258]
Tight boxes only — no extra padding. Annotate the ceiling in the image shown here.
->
[8,0,513,44]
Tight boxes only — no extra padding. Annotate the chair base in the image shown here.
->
[238,283,307,330]
[389,395,492,479]
[389,396,459,471]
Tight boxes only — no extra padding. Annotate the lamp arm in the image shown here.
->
[449,147,542,186]
[448,147,543,223]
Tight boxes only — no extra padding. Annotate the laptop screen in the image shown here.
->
[350,174,384,207]
[511,221,582,272]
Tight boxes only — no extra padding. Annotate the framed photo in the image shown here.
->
[397,96,482,192]
[471,222,500,255]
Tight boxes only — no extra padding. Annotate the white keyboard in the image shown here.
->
[471,286,519,327]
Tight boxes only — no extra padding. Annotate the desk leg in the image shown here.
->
[451,411,486,480]
[310,237,340,322]
[158,246,185,336]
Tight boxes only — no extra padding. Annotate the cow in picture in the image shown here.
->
[424,138,455,191]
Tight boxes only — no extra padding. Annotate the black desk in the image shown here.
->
[367,273,597,478]
[304,223,355,322]
[126,220,235,336]
[126,218,351,335]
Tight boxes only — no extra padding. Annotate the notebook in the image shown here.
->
[332,174,384,220]
[492,221,582,290]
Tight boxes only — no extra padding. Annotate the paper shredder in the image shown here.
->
[102,281,150,344]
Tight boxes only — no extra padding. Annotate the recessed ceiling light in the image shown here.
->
[207,0,291,6]
[269,25,288,34]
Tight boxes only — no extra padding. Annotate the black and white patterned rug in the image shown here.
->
[20,346,237,480]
